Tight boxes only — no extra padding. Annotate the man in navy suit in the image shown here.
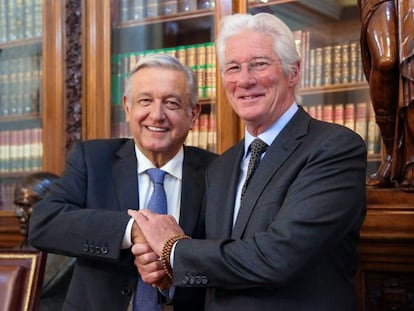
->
[130,13,367,311]
[29,54,217,311]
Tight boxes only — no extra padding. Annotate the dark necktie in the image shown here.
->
[134,168,167,311]
[241,138,268,200]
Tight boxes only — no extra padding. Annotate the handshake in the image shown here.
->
[128,209,190,289]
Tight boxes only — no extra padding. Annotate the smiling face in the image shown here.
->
[223,31,299,136]
[123,67,200,166]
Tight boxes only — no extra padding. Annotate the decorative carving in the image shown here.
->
[365,273,414,310]
[65,0,82,152]
[358,0,414,191]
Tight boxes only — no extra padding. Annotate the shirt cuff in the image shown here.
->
[122,217,135,249]
[170,241,178,268]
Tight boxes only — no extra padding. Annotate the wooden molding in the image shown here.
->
[0,211,23,249]
[82,0,111,139]
[361,189,414,241]
[42,0,67,174]
[65,0,83,151]
[214,0,242,153]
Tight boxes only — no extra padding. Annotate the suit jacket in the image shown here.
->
[173,107,367,311]
[29,138,217,311]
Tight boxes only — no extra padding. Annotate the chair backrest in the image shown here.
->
[0,249,47,311]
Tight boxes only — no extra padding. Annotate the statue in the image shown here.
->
[14,172,75,311]
[14,172,59,246]
[358,0,414,191]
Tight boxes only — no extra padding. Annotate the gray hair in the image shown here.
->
[124,53,199,108]
[216,13,302,103]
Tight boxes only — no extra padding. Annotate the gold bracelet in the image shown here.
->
[161,234,191,280]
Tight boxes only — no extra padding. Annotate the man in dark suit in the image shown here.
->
[28,54,217,311]
[129,13,367,311]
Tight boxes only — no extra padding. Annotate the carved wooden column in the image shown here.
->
[65,0,82,151]
[357,189,414,310]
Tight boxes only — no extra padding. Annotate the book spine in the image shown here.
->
[334,103,344,125]
[344,103,355,131]
[341,43,350,84]
[355,102,368,142]
[322,45,333,86]
[322,104,333,123]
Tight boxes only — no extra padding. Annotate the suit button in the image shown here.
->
[89,245,95,253]
[121,287,132,296]
[189,276,195,285]
[83,243,89,252]
[201,276,208,285]
[101,247,108,254]
[95,246,101,254]
[195,276,202,285]
[182,276,189,284]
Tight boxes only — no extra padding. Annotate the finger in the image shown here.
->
[127,209,139,218]
[138,209,156,218]
[134,253,162,270]
[135,211,151,228]
[142,260,163,274]
[156,277,173,290]
[131,243,152,256]
[141,270,167,285]
[135,252,160,266]
[129,211,151,234]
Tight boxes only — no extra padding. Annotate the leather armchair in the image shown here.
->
[0,249,46,311]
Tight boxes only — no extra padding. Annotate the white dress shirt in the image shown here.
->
[232,103,298,225]
[123,145,184,248]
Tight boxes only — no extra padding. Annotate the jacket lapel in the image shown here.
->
[208,143,244,238]
[232,108,310,238]
[180,160,201,234]
[112,140,139,212]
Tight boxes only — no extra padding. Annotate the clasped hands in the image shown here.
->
[128,209,184,289]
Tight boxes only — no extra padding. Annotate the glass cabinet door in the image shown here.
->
[110,0,217,152]
[0,0,43,210]
[247,0,380,175]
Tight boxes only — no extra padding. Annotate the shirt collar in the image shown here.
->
[244,103,298,158]
[134,145,184,180]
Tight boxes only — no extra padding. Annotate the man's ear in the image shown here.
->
[289,61,300,86]
[191,103,201,126]
[122,95,130,123]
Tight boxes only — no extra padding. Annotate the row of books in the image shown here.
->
[117,0,215,22]
[293,30,365,88]
[0,128,43,174]
[110,37,366,109]
[303,101,381,156]
[111,106,217,151]
[184,110,216,151]
[111,42,216,105]
[0,0,42,43]
[0,53,42,117]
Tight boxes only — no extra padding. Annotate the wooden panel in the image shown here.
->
[82,0,111,139]
[214,0,243,154]
[0,211,23,249]
[42,0,67,175]
[357,189,414,311]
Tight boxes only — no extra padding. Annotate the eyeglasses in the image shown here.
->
[222,57,280,81]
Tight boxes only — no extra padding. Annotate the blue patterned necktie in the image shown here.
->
[134,168,167,311]
[241,138,268,200]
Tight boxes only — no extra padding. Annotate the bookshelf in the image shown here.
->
[0,0,43,213]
